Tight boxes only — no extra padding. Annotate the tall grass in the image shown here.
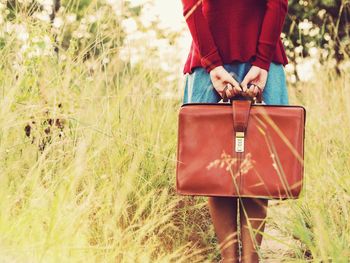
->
[0,7,208,262]
[261,64,350,262]
[0,1,349,262]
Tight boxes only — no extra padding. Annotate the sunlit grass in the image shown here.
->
[261,64,350,262]
[0,1,349,262]
[0,5,206,262]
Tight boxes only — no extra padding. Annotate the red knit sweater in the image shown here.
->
[181,0,289,74]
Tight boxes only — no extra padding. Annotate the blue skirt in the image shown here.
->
[182,62,289,105]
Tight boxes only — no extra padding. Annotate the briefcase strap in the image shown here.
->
[232,100,252,133]
[231,100,252,193]
[232,100,252,153]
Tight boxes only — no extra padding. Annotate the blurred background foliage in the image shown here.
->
[284,0,350,77]
[1,0,349,85]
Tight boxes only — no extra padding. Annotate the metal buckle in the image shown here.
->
[235,131,245,152]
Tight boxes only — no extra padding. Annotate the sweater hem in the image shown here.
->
[183,55,288,75]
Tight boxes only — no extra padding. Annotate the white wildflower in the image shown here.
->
[298,19,313,34]
[33,12,51,22]
[74,31,84,39]
[59,54,67,61]
[160,61,171,72]
[121,18,138,34]
[129,0,147,7]
[38,0,54,14]
[43,35,52,46]
[17,0,32,4]
[294,45,303,54]
[321,49,329,59]
[87,15,97,24]
[106,0,122,16]
[16,24,29,41]
[32,36,40,43]
[324,33,331,41]
[285,64,295,73]
[66,14,77,24]
[317,9,326,19]
[53,17,64,28]
[20,44,29,53]
[102,57,110,64]
[289,74,297,84]
[309,27,320,37]
[309,47,318,58]
[4,22,13,34]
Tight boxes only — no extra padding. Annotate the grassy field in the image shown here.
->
[0,3,350,263]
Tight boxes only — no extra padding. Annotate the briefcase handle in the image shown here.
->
[222,83,263,104]
[221,71,264,104]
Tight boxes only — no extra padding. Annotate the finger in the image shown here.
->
[241,68,259,92]
[226,84,232,98]
[256,85,264,97]
[223,83,233,98]
[229,82,242,96]
[226,74,241,91]
[221,84,229,98]
[224,80,241,97]
[259,88,264,95]
[220,85,229,100]
[257,85,265,94]
[227,84,242,97]
[232,86,242,96]
[241,74,253,92]
[253,84,264,97]
[228,84,239,98]
[244,83,253,97]
[252,85,259,96]
[233,85,243,96]
[247,84,256,96]
[253,85,261,97]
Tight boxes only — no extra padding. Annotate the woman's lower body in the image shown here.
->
[182,61,289,263]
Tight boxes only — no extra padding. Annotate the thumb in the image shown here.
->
[241,70,258,92]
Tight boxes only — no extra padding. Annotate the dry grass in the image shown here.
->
[0,1,349,262]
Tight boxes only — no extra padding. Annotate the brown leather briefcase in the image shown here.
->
[175,97,306,199]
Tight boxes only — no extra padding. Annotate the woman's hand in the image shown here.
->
[240,65,268,98]
[210,66,242,99]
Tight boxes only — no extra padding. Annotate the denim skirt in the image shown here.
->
[182,62,289,105]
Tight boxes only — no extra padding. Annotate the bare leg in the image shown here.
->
[240,197,268,263]
[208,196,239,263]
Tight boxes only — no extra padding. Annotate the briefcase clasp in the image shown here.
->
[235,131,245,152]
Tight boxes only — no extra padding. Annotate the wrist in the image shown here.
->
[201,49,223,73]
[209,65,224,75]
[251,57,271,72]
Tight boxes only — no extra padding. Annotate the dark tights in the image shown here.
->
[208,197,268,263]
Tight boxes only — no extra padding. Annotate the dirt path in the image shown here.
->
[260,200,298,262]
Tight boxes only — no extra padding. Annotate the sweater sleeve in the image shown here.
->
[251,0,288,71]
[181,0,223,73]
